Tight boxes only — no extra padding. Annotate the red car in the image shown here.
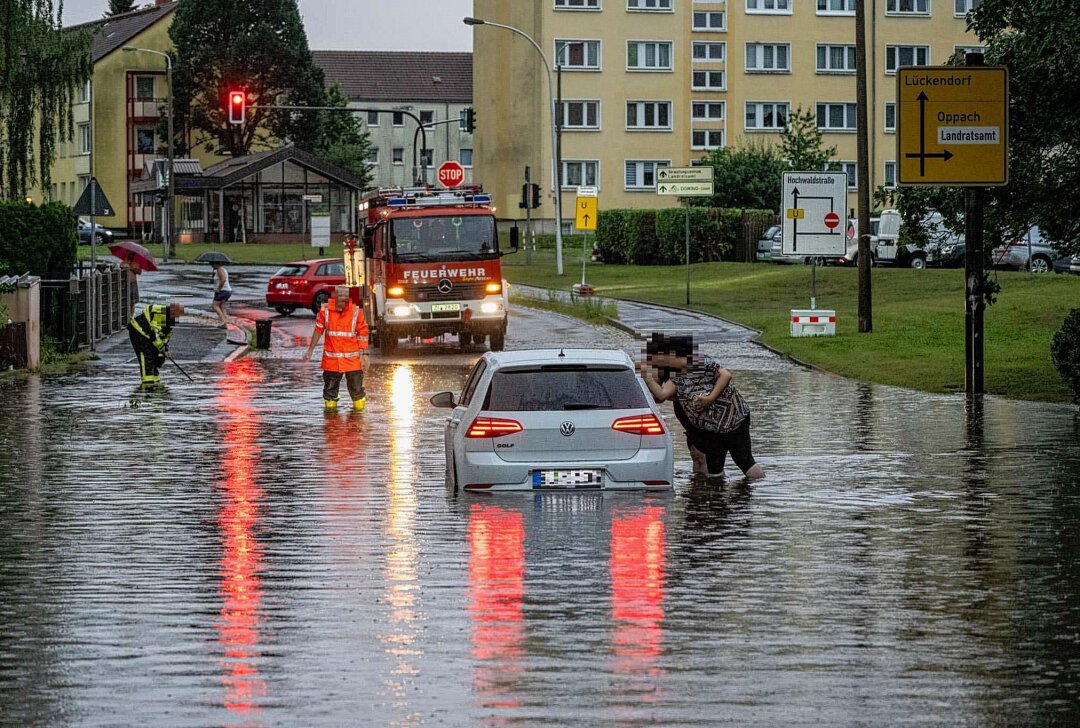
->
[265,258,346,315]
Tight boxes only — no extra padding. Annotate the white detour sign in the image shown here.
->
[781,172,848,256]
[310,213,331,248]
[790,309,836,337]
[656,166,714,196]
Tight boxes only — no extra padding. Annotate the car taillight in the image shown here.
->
[611,414,665,436]
[290,278,311,289]
[466,417,523,438]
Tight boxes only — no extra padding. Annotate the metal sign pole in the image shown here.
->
[524,165,533,266]
[89,183,97,352]
[684,199,691,306]
[811,257,817,310]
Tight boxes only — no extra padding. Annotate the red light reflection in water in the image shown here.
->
[214,359,267,720]
[610,506,666,688]
[468,504,525,710]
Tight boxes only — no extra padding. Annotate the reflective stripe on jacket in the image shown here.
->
[128,304,172,350]
[315,302,369,372]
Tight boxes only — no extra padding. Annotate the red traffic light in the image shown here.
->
[228,90,246,125]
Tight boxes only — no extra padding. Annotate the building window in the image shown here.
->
[886,0,930,13]
[886,45,930,73]
[78,175,90,193]
[692,101,725,120]
[816,102,857,131]
[555,0,600,8]
[816,44,856,73]
[561,160,599,189]
[135,76,155,100]
[828,161,858,189]
[691,129,724,149]
[366,148,379,165]
[556,40,601,70]
[392,147,404,164]
[745,102,789,130]
[817,0,855,13]
[955,45,985,57]
[80,80,91,103]
[136,128,156,154]
[367,110,379,127]
[955,0,980,15]
[746,0,792,13]
[746,43,790,73]
[884,102,896,132]
[626,101,672,130]
[420,149,433,167]
[78,123,91,154]
[692,11,726,30]
[624,160,670,190]
[884,161,897,189]
[692,70,725,90]
[460,148,473,167]
[558,100,601,129]
[420,110,434,124]
[627,41,673,71]
[392,112,404,127]
[692,42,725,61]
[628,0,673,10]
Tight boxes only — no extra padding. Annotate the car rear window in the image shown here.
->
[483,366,647,411]
[273,264,309,277]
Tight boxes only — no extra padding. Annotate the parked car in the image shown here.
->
[826,217,879,266]
[991,227,1064,273]
[76,217,114,245]
[929,240,966,267]
[875,209,964,269]
[265,258,346,315]
[1053,254,1080,275]
[769,227,814,264]
[430,348,674,493]
[756,225,780,262]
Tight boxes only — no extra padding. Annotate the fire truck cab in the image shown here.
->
[359,185,512,355]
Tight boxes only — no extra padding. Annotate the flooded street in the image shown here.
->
[2,349,1079,725]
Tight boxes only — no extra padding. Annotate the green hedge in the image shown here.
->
[0,202,78,277]
[596,207,771,265]
[1051,308,1080,404]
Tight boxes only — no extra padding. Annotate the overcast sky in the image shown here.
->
[62,0,473,51]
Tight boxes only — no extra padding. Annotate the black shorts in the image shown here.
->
[213,290,232,302]
[673,400,757,475]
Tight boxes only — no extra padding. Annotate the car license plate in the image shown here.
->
[431,303,461,312]
[532,469,602,489]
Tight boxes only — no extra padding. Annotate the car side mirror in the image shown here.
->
[430,391,457,408]
[508,226,520,252]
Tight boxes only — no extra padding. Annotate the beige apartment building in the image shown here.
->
[472,0,983,226]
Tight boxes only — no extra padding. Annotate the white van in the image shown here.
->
[875,209,963,268]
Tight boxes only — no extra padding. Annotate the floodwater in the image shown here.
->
[1,359,1079,726]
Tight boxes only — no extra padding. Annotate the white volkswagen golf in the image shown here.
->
[431,348,674,493]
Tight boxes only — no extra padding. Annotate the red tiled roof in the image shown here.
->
[65,2,178,64]
[312,50,472,103]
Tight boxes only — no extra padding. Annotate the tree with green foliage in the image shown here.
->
[107,0,137,16]
[0,0,92,200]
[314,83,374,189]
[169,0,325,158]
[779,106,837,172]
[698,141,788,211]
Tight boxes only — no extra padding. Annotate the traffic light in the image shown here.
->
[529,182,540,209]
[464,106,476,134]
[228,90,246,125]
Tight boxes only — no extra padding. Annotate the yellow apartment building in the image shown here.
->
[471,0,983,226]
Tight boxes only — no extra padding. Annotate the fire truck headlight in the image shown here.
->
[484,282,502,294]
[480,302,499,314]
[393,305,412,317]
[387,286,405,297]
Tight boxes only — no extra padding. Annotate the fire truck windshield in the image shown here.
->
[390,215,497,261]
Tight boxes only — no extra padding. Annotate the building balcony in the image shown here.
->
[128,98,166,121]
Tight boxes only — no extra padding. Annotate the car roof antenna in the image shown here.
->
[558,348,565,357]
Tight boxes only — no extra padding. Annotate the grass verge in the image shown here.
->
[79,242,319,266]
[510,291,619,325]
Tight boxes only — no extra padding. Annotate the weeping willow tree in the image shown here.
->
[0,0,92,201]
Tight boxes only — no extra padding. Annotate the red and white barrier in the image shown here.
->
[790,309,836,337]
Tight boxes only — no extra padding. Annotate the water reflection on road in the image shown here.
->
[1,359,1079,726]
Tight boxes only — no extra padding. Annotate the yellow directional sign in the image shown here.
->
[785,208,805,220]
[575,196,598,231]
[897,66,1008,186]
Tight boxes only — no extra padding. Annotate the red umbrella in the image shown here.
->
[108,241,158,272]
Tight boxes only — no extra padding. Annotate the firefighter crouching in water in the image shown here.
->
[127,303,184,385]
[303,285,370,410]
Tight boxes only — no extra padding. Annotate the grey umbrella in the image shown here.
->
[195,251,233,264]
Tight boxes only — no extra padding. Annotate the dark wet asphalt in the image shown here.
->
[3,348,1080,725]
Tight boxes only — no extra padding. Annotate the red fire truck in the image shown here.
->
[357,185,515,355]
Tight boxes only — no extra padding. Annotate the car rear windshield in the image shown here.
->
[483,366,647,411]
[273,264,309,277]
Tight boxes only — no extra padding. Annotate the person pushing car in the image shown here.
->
[303,285,370,411]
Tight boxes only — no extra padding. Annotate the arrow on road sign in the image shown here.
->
[790,186,839,252]
[906,92,955,177]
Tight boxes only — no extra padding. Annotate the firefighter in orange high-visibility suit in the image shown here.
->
[303,285,370,410]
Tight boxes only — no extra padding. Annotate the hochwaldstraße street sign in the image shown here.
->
[897,66,1009,186]
[780,172,848,256]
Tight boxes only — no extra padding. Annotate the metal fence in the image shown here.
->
[40,264,134,353]
[0,322,28,368]
[737,213,780,263]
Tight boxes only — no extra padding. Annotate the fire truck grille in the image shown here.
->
[406,282,487,302]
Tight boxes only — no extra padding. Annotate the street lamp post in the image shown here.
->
[123,47,173,260]
[464,16,564,275]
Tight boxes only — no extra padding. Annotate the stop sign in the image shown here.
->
[437,161,465,188]
[824,211,840,230]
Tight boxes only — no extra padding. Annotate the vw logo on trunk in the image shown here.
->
[437,278,453,294]
[560,421,576,437]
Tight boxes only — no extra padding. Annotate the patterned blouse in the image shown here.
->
[670,355,750,433]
